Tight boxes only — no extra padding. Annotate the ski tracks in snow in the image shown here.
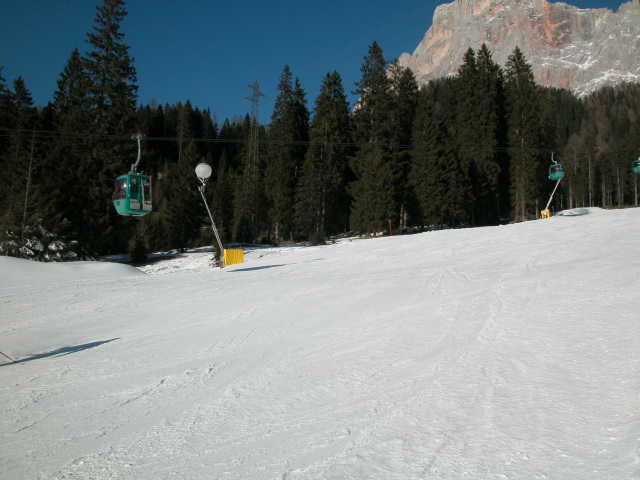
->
[5,211,640,479]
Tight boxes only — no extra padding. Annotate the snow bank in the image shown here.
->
[0,256,143,289]
[557,207,606,216]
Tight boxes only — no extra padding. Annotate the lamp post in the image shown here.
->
[195,162,225,266]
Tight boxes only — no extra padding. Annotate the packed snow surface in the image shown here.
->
[1,208,640,479]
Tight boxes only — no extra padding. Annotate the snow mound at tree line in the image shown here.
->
[0,224,94,262]
[0,255,143,289]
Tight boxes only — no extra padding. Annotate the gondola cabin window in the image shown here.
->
[130,177,138,197]
[143,177,152,210]
[129,176,140,210]
[113,178,127,200]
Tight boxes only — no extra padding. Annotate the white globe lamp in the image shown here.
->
[195,162,212,181]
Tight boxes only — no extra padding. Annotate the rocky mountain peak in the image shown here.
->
[398,0,640,96]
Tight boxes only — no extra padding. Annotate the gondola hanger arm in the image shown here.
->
[130,133,143,173]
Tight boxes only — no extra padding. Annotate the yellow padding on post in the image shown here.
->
[223,249,244,267]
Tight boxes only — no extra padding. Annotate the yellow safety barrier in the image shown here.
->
[223,249,244,267]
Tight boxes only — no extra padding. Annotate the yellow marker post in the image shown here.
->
[223,249,244,267]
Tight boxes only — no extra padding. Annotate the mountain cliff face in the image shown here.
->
[398,0,640,96]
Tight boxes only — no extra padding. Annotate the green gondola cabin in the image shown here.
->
[548,163,565,181]
[112,173,152,216]
[632,158,640,174]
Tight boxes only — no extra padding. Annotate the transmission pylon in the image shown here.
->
[245,81,264,173]
[242,81,264,237]
[245,81,264,123]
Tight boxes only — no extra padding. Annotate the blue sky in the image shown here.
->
[1,0,624,125]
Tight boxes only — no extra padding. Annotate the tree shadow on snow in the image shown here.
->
[228,264,287,272]
[0,338,120,367]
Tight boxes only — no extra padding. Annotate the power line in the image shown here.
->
[0,126,636,156]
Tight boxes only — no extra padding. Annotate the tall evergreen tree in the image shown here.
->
[295,71,352,241]
[12,77,34,130]
[457,44,504,224]
[264,66,309,242]
[163,102,201,250]
[0,71,12,227]
[84,0,139,252]
[85,0,138,134]
[389,63,418,230]
[504,47,542,221]
[54,49,92,118]
[0,67,12,156]
[350,42,395,234]
[352,41,392,145]
[411,79,466,226]
[218,119,244,171]
[349,145,395,234]
[233,115,266,243]
[453,48,479,224]
[38,49,93,237]
[211,150,235,242]
[2,77,37,232]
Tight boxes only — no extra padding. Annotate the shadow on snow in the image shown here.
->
[228,264,287,273]
[0,338,120,367]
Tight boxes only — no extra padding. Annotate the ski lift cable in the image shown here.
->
[0,126,635,156]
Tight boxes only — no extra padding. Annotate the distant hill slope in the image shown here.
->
[398,0,640,96]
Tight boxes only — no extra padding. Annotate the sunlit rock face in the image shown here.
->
[398,0,640,95]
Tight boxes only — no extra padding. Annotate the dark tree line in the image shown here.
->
[2,0,640,260]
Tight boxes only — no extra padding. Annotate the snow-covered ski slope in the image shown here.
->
[1,208,639,480]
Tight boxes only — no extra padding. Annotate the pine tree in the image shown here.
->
[233,115,265,243]
[0,69,13,233]
[166,141,201,250]
[0,67,12,157]
[85,0,137,135]
[294,72,352,241]
[264,66,293,242]
[163,103,201,251]
[352,41,392,145]
[411,79,466,226]
[12,77,34,128]
[504,47,542,222]
[389,63,418,231]
[451,48,478,224]
[349,146,395,234]
[200,108,218,165]
[211,150,235,242]
[264,66,309,242]
[38,49,93,238]
[218,119,243,171]
[2,78,37,233]
[350,42,395,234]
[84,0,139,253]
[459,44,504,225]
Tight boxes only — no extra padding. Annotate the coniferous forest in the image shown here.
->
[1,0,640,259]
